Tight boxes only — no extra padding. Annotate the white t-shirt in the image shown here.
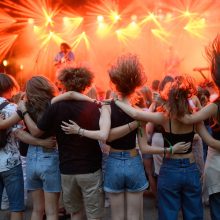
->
[0,97,21,172]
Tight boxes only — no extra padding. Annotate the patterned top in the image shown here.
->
[0,97,21,172]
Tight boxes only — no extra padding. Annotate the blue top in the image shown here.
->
[54,51,74,63]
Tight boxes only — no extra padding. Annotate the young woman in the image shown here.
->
[178,35,220,220]
[52,55,191,220]
[114,74,220,220]
[0,75,60,220]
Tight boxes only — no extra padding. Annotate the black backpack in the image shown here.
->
[0,101,9,149]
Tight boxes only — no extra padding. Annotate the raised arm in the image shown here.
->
[51,91,94,104]
[0,112,21,129]
[115,99,164,125]
[196,122,220,151]
[179,103,217,124]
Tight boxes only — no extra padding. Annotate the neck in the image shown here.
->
[118,95,130,104]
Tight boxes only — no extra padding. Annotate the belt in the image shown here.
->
[110,148,138,157]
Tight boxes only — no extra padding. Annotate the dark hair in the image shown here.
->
[206,34,220,89]
[197,88,210,106]
[26,76,57,122]
[158,75,174,92]
[0,73,19,96]
[167,76,192,117]
[60,42,71,50]
[151,79,160,91]
[108,54,146,97]
[58,67,94,92]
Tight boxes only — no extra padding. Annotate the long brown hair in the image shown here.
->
[25,76,57,122]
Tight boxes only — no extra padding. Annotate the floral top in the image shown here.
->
[0,97,22,172]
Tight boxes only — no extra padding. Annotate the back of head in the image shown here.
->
[26,75,56,122]
[58,67,94,93]
[0,73,19,97]
[159,75,174,92]
[167,76,192,117]
[151,79,160,91]
[108,54,146,97]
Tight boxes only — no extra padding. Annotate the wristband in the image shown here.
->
[22,111,29,117]
[169,145,173,154]
[16,110,23,119]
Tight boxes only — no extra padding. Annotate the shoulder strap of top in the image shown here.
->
[169,117,172,133]
[0,101,9,110]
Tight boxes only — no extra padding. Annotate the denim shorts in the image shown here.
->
[104,151,148,193]
[0,164,25,212]
[26,146,61,192]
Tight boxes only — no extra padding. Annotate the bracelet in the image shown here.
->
[16,110,23,119]
[78,127,81,135]
[163,147,166,158]
[169,145,173,154]
[81,129,84,137]
[22,111,29,117]
[128,123,132,132]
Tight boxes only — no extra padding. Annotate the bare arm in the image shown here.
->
[18,101,44,137]
[115,100,164,125]
[196,122,220,151]
[51,91,94,104]
[0,113,21,129]
[137,122,191,154]
[179,103,217,124]
[15,129,56,149]
[107,120,138,142]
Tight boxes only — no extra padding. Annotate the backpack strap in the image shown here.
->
[0,101,9,111]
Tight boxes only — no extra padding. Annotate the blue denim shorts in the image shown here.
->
[0,164,25,212]
[26,146,61,192]
[104,150,148,193]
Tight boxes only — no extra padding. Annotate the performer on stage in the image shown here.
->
[54,42,74,68]
[164,46,183,76]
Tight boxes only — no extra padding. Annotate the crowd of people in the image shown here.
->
[0,35,220,220]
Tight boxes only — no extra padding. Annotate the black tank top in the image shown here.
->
[162,118,195,154]
[106,101,137,150]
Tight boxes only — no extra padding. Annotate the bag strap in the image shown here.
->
[0,101,9,111]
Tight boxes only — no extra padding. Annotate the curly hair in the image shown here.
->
[206,34,220,89]
[58,67,94,93]
[108,54,146,97]
[0,73,19,96]
[167,76,192,117]
[25,76,57,122]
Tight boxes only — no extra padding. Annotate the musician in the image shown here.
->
[54,42,74,68]
[164,46,183,76]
